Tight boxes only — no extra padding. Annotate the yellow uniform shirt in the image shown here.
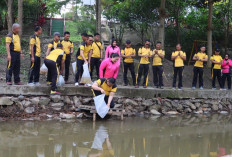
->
[48,40,61,51]
[194,52,208,68]
[46,49,66,63]
[152,49,165,66]
[78,44,93,60]
[96,78,117,96]
[210,55,223,69]
[29,34,41,57]
[6,33,21,52]
[121,47,135,63]
[172,51,186,67]
[92,41,103,58]
[138,47,152,64]
[61,40,74,54]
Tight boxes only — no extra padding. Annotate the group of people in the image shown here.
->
[5,24,232,103]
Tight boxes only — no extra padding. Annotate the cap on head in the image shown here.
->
[215,48,220,52]
[12,23,20,31]
[53,32,60,37]
[126,40,131,44]
[57,44,63,48]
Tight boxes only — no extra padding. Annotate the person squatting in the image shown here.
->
[5,24,231,98]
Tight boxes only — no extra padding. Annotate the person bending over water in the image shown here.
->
[91,78,117,108]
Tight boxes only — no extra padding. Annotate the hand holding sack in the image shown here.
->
[40,63,48,75]
[80,63,92,84]
[94,94,109,118]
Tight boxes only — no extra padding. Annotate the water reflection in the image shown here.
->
[0,114,232,157]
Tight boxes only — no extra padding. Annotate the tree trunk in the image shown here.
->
[7,0,13,33]
[18,0,23,37]
[96,0,101,35]
[176,7,180,44]
[207,0,213,67]
[158,0,166,47]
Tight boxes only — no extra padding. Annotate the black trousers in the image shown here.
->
[28,55,41,83]
[123,62,136,85]
[92,90,115,108]
[172,67,184,88]
[136,64,149,86]
[90,57,101,79]
[152,65,163,87]
[222,73,231,89]
[75,59,84,83]
[212,69,222,88]
[192,67,203,88]
[65,54,71,81]
[44,59,58,91]
[6,51,21,83]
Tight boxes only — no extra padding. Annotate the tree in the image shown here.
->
[207,0,213,67]
[6,0,13,33]
[158,0,166,47]
[96,0,101,34]
[18,0,23,37]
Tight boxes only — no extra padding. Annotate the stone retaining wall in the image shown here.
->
[0,95,231,120]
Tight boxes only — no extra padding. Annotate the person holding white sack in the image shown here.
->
[44,44,65,95]
[91,78,117,108]
[75,35,93,86]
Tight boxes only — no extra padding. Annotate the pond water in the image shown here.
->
[0,115,232,157]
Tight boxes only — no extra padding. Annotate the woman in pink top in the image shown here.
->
[105,39,121,65]
[221,54,232,90]
[99,53,120,79]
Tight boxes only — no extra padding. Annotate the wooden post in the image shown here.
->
[96,0,101,34]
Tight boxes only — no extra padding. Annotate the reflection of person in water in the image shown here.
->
[88,125,114,157]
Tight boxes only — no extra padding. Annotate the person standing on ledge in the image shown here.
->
[151,41,165,89]
[44,44,65,95]
[221,54,232,90]
[105,39,121,66]
[75,35,93,86]
[28,26,43,86]
[46,32,61,56]
[61,32,74,84]
[211,49,223,90]
[6,23,24,85]
[90,33,103,79]
[121,40,136,86]
[91,77,117,108]
[171,44,186,90]
[135,40,152,88]
[192,45,208,90]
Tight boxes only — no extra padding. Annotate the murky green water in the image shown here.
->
[0,115,232,157]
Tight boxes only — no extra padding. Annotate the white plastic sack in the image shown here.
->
[72,62,76,74]
[40,63,48,75]
[80,63,92,84]
[57,75,65,86]
[94,94,109,118]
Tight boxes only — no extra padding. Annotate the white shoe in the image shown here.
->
[85,83,92,87]
[28,83,34,86]
[34,82,41,86]
[75,82,79,86]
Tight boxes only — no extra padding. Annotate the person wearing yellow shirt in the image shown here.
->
[90,33,103,79]
[75,35,93,86]
[151,41,165,89]
[61,32,74,83]
[5,23,24,85]
[28,26,42,86]
[121,40,136,86]
[171,44,186,90]
[210,49,223,90]
[46,32,61,56]
[91,78,117,108]
[44,44,65,95]
[135,40,152,88]
[192,45,208,90]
